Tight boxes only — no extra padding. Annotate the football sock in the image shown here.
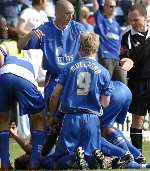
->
[130,127,142,152]
[31,130,46,166]
[101,137,126,157]
[127,161,145,169]
[41,132,58,156]
[107,129,129,151]
[0,130,9,167]
[116,129,141,158]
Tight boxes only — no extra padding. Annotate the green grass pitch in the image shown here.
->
[9,140,150,170]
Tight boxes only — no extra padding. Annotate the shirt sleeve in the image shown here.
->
[24,35,41,50]
[24,25,44,50]
[76,22,87,33]
[94,12,105,37]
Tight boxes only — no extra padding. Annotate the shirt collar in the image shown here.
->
[53,20,70,31]
[130,27,150,39]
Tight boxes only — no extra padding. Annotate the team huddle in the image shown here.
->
[0,0,150,170]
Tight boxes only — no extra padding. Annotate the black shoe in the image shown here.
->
[73,147,89,170]
[135,154,146,164]
[92,149,105,169]
[112,152,134,169]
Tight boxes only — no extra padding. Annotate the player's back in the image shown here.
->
[0,53,37,86]
[59,57,112,116]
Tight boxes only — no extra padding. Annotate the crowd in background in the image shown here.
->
[0,0,149,29]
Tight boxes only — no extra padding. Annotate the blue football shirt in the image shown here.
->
[58,57,113,116]
[24,20,86,77]
[94,11,121,60]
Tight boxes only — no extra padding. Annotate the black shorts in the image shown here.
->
[128,79,150,116]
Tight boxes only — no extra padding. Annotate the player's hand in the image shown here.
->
[29,29,45,39]
[120,58,134,71]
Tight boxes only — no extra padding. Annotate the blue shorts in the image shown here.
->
[0,73,45,115]
[53,113,101,160]
[100,81,132,128]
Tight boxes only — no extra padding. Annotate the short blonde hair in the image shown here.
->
[80,6,90,19]
[80,32,99,56]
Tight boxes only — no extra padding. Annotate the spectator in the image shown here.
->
[17,0,48,36]
[0,0,24,27]
[79,6,94,32]
[93,0,127,84]
[0,0,26,39]
[120,3,149,152]
[0,16,8,40]
[0,15,24,57]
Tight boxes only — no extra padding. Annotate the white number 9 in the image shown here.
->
[77,72,91,95]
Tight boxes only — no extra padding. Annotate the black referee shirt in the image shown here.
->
[120,28,150,79]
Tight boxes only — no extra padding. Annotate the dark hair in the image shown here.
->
[32,0,41,6]
[129,3,147,17]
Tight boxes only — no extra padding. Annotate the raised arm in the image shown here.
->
[92,0,99,13]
